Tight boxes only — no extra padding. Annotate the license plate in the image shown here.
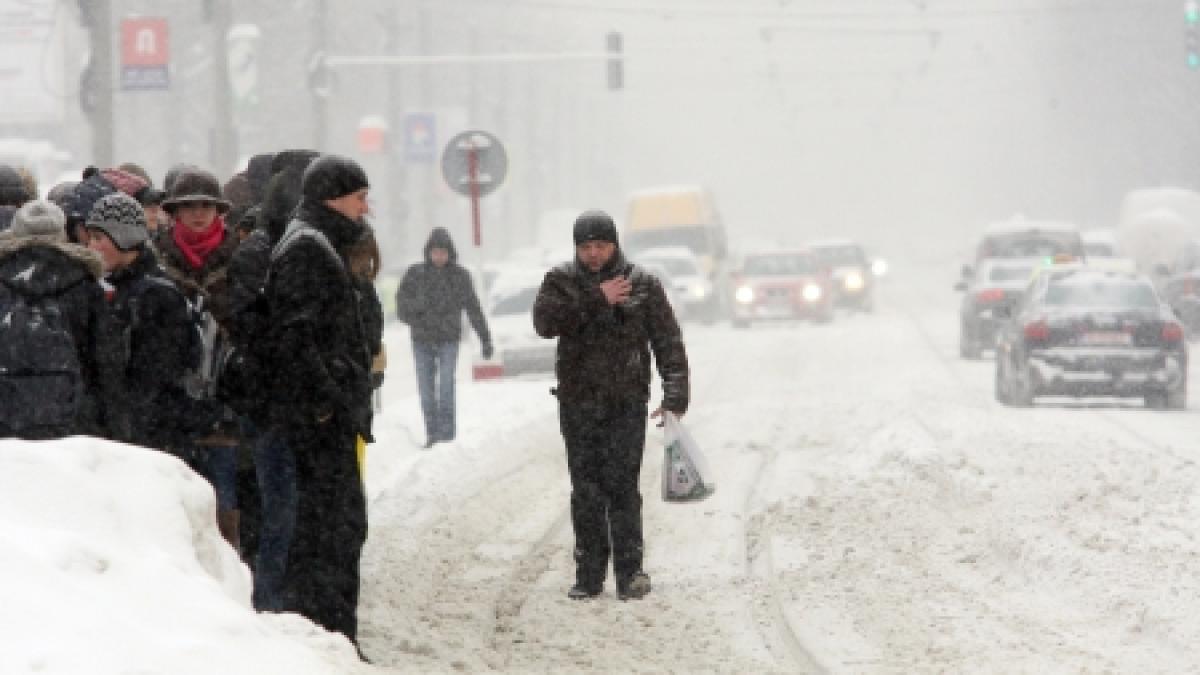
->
[1080,331,1131,346]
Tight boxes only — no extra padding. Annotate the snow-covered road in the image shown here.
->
[357,260,1200,673]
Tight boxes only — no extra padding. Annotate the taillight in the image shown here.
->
[1024,320,1050,341]
[976,288,1005,303]
[1163,322,1184,342]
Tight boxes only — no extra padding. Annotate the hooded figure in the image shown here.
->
[0,200,109,439]
[263,153,372,651]
[532,209,690,602]
[395,227,492,447]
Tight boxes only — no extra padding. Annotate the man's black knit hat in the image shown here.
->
[302,154,369,202]
[573,210,618,245]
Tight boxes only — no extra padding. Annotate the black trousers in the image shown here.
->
[278,417,367,643]
[559,400,648,585]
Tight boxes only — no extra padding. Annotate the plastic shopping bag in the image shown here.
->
[661,412,715,503]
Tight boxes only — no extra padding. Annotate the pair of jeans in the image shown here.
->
[412,340,459,442]
[558,400,649,586]
[252,427,296,611]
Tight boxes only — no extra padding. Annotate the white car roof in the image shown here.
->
[983,219,1079,235]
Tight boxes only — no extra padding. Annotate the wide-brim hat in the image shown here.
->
[162,169,232,215]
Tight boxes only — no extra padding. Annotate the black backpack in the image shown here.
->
[0,280,85,436]
[218,222,346,424]
[119,275,223,444]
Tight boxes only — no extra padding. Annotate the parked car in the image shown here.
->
[634,246,716,322]
[486,273,556,376]
[955,257,1042,359]
[730,249,833,327]
[807,239,876,311]
[994,266,1187,409]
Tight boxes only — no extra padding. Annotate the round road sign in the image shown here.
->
[440,130,507,197]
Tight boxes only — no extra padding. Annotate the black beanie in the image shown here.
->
[302,154,369,202]
[573,209,618,245]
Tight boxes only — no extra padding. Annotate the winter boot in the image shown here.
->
[616,571,651,601]
[567,582,603,600]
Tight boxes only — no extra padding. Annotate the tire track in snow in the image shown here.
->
[359,417,569,670]
[743,432,828,675]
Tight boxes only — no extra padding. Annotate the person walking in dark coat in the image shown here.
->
[395,227,492,448]
[264,154,372,652]
[84,193,194,449]
[532,209,690,601]
[0,200,108,439]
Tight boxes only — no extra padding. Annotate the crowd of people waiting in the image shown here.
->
[0,151,382,660]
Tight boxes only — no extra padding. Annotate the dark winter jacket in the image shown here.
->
[533,250,690,413]
[395,229,491,346]
[264,198,372,434]
[0,237,108,438]
[99,248,197,448]
[226,160,311,346]
[0,206,15,233]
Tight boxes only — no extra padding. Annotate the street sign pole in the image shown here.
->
[468,143,482,247]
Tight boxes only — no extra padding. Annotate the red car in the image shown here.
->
[731,250,834,327]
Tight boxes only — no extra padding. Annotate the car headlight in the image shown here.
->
[735,286,755,304]
[802,283,822,302]
[689,283,710,300]
[844,272,865,291]
[871,259,888,277]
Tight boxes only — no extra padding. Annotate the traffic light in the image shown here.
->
[1188,0,1199,69]
[606,31,623,91]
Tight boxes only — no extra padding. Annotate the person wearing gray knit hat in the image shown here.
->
[85,192,149,252]
[8,199,67,242]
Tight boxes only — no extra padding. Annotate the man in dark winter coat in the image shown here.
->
[264,154,372,650]
[395,227,492,447]
[532,209,690,602]
[0,200,108,439]
[84,193,195,448]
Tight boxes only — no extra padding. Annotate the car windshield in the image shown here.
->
[742,253,816,276]
[1042,279,1158,308]
[491,286,539,316]
[625,226,712,257]
[988,265,1034,282]
[811,245,864,266]
[642,257,696,276]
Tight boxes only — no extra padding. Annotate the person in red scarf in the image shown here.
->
[155,167,244,553]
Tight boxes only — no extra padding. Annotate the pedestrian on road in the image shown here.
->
[532,209,690,601]
[394,227,492,448]
[264,154,372,652]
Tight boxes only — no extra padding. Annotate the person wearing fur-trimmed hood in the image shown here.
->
[0,200,109,439]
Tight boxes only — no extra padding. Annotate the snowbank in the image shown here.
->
[0,436,369,675]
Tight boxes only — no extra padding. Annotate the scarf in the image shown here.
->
[172,215,226,270]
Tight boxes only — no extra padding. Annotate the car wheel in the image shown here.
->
[1147,386,1187,411]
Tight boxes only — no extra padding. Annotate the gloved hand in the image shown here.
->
[370,372,385,390]
[482,341,494,360]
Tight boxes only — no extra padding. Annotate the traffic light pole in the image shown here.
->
[86,0,115,167]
